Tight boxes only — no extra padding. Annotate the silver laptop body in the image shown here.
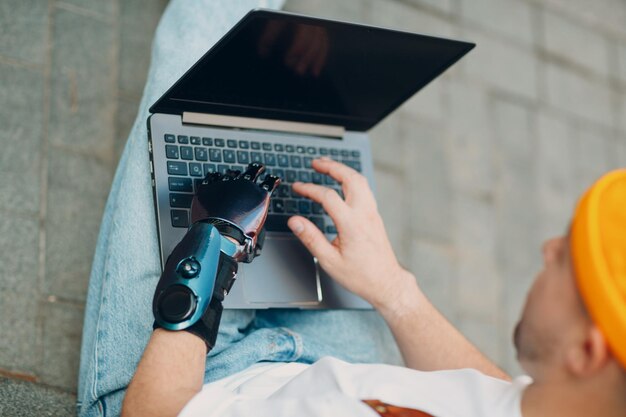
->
[147,9,474,309]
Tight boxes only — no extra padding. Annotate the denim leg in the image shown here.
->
[256,309,403,366]
[77,1,284,416]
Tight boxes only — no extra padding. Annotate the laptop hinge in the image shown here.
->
[182,112,345,138]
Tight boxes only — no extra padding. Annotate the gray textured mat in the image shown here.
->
[0,377,76,417]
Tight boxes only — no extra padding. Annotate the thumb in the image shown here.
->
[288,216,338,264]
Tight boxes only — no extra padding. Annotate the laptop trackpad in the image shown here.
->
[242,236,320,304]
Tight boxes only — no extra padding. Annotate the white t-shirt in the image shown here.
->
[179,357,531,417]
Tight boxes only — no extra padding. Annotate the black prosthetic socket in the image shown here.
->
[212,251,239,303]
[184,297,223,353]
[154,250,238,353]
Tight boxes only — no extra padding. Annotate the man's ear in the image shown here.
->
[566,325,610,377]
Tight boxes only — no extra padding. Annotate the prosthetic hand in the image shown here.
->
[152,163,280,352]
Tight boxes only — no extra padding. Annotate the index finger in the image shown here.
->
[312,158,375,207]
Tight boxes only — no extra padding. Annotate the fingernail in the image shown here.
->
[319,156,331,161]
[289,220,304,235]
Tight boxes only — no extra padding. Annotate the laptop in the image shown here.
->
[147,9,474,309]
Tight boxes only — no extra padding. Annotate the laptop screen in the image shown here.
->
[150,9,474,132]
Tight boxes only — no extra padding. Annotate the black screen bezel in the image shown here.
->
[149,9,475,132]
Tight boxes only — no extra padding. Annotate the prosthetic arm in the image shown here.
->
[152,163,280,352]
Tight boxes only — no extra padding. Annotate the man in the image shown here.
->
[77,1,626,416]
[119,159,626,417]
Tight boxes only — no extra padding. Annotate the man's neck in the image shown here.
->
[521,378,626,417]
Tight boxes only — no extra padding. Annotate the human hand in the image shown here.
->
[287,158,417,311]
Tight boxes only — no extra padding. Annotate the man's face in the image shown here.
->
[514,234,589,379]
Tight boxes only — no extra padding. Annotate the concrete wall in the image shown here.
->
[0,0,625,409]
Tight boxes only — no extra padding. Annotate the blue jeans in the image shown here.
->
[77,1,401,416]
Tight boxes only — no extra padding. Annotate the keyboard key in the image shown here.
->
[223,149,236,163]
[209,149,222,162]
[272,199,285,213]
[286,144,294,153]
[340,149,350,158]
[167,161,187,176]
[307,146,316,155]
[251,152,263,163]
[298,171,311,182]
[251,141,260,150]
[285,199,298,214]
[194,178,203,192]
[233,165,245,172]
[195,147,208,161]
[202,137,213,146]
[170,193,193,208]
[312,172,323,184]
[344,160,362,171]
[171,209,189,228]
[262,142,272,151]
[296,145,306,154]
[237,150,250,164]
[326,225,337,234]
[351,150,360,158]
[177,135,189,144]
[273,168,285,179]
[286,170,297,182]
[165,145,179,159]
[180,146,193,160]
[277,184,290,197]
[274,143,284,152]
[324,175,335,185]
[238,140,249,149]
[164,134,175,143]
[227,139,237,148]
[168,177,192,192]
[309,216,325,231]
[277,154,289,167]
[203,163,216,175]
[190,136,201,145]
[330,149,339,156]
[290,155,302,168]
[291,186,302,198]
[298,200,311,214]
[265,214,290,232]
[217,164,229,174]
[189,163,203,177]
[312,202,324,214]
[319,148,328,155]
[304,157,313,168]
[264,153,276,166]
[214,138,225,147]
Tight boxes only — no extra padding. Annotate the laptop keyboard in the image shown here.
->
[162,134,362,234]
